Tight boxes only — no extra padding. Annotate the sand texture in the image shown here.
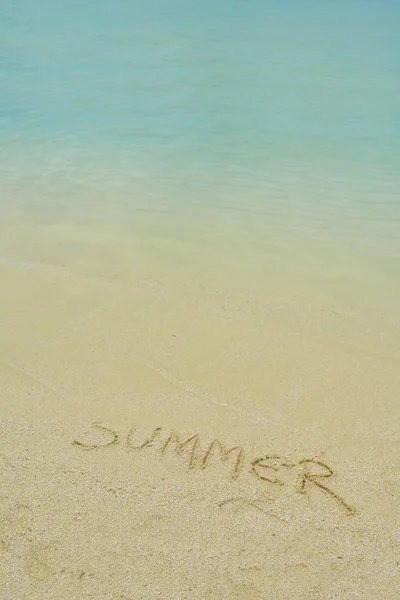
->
[0,217,399,600]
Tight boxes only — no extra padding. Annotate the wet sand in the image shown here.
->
[0,209,399,599]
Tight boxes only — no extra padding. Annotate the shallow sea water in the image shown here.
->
[1,0,399,303]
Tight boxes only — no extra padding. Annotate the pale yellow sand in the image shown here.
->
[0,210,399,599]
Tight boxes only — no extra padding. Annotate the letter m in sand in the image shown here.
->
[201,439,244,479]
[161,431,200,469]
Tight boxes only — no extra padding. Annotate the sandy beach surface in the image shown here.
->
[0,210,399,600]
[2,0,400,595]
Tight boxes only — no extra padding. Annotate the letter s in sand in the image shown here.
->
[72,423,119,450]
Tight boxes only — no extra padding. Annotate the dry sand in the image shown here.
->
[0,213,399,599]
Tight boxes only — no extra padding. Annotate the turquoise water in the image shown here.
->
[1,0,399,292]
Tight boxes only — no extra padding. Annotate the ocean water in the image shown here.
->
[1,2,399,242]
[0,0,400,381]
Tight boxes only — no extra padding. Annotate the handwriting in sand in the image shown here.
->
[72,423,355,516]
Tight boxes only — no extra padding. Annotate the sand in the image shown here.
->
[0,212,399,600]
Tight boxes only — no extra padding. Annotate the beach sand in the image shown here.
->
[0,209,399,600]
